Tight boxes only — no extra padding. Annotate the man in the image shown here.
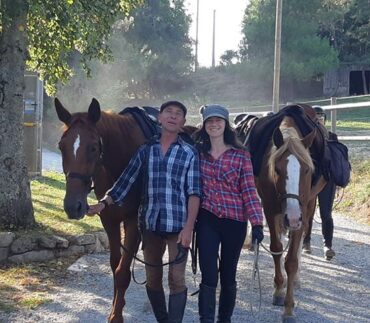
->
[89,101,201,322]
[303,105,336,260]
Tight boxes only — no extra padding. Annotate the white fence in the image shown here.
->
[221,95,370,141]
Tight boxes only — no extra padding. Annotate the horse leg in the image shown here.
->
[267,214,286,306]
[282,229,303,323]
[303,199,317,254]
[100,216,124,323]
[109,216,140,323]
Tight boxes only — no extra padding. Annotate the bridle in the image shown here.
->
[66,172,95,193]
[63,134,103,193]
[278,193,302,206]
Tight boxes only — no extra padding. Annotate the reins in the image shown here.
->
[120,240,189,268]
[249,241,262,313]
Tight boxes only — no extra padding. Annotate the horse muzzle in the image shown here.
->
[284,213,302,231]
[64,195,88,220]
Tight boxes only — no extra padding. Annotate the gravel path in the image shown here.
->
[1,212,369,323]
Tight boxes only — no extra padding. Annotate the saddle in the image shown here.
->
[248,105,330,183]
[119,106,194,145]
[120,106,161,139]
[235,114,259,145]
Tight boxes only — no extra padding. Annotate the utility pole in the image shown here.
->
[212,9,216,68]
[272,0,283,112]
[195,0,199,71]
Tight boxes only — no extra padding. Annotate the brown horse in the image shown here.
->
[250,106,327,322]
[55,98,147,323]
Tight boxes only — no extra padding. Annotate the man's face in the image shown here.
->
[316,113,326,125]
[158,105,186,133]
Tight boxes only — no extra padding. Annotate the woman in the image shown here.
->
[193,104,264,323]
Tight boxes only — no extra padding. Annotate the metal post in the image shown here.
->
[272,0,283,113]
[330,97,337,133]
[212,9,216,68]
[195,0,199,71]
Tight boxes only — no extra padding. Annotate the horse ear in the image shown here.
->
[272,128,284,148]
[302,129,316,148]
[55,98,72,125]
[88,98,101,124]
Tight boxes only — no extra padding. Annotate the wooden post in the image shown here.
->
[330,96,337,133]
[195,0,199,71]
[212,9,216,68]
[272,0,283,113]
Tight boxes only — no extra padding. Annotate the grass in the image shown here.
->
[0,172,103,313]
[30,171,103,237]
[335,160,370,224]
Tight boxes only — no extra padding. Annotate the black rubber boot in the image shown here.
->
[198,283,216,323]
[168,288,187,323]
[146,286,169,323]
[217,284,237,323]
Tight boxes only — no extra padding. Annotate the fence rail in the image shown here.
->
[207,95,370,141]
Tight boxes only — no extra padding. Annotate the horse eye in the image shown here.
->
[275,167,280,175]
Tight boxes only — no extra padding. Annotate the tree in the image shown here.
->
[219,50,239,66]
[240,0,339,82]
[123,0,193,98]
[318,0,370,93]
[0,0,141,229]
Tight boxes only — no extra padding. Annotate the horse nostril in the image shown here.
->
[76,201,82,213]
[284,215,289,228]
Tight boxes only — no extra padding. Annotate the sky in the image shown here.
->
[185,0,249,67]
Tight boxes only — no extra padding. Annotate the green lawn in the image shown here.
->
[30,171,103,237]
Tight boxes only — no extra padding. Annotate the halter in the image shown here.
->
[64,137,103,193]
[278,192,302,206]
[66,172,95,192]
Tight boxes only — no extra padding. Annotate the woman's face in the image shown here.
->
[205,117,226,139]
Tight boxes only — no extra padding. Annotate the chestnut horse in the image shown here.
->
[248,105,328,322]
[55,98,149,323]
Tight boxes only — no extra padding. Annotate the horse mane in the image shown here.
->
[268,127,314,180]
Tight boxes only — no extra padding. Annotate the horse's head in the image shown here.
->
[55,98,102,220]
[269,127,315,230]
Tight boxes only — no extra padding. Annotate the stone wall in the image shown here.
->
[0,231,109,264]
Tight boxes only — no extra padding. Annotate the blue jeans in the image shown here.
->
[196,208,247,288]
[304,178,336,247]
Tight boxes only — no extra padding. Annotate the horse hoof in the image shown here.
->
[302,242,312,254]
[282,314,296,323]
[273,295,285,306]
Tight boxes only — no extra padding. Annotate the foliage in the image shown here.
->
[319,0,370,64]
[240,0,339,81]
[219,50,240,67]
[122,0,193,98]
[4,0,143,94]
[53,0,194,114]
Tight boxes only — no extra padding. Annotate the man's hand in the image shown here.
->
[177,225,193,248]
[87,202,105,215]
[252,225,264,244]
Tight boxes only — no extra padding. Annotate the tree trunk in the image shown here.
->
[0,0,35,229]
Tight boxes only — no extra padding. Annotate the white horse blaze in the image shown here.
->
[285,155,301,226]
[73,134,80,159]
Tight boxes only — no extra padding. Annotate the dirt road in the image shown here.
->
[1,212,369,323]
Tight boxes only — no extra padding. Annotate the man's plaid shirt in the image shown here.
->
[200,148,263,226]
[107,136,201,233]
